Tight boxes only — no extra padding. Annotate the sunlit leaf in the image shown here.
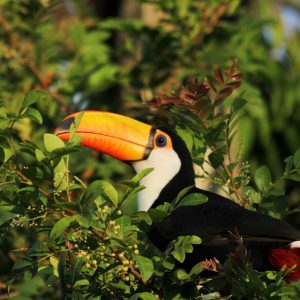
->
[134,255,154,283]
[44,133,65,152]
[20,107,43,124]
[176,193,208,208]
[254,165,272,192]
[21,90,48,109]
[132,168,154,184]
[49,216,77,242]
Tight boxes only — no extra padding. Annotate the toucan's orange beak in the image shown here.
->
[55,111,155,161]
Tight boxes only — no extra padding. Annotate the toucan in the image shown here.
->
[55,110,300,281]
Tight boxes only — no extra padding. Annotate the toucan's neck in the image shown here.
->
[153,143,195,208]
[132,149,182,211]
[132,129,195,211]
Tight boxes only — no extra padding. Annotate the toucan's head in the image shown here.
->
[55,111,195,211]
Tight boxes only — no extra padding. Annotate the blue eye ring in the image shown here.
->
[155,134,168,147]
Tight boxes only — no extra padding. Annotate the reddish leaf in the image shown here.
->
[214,68,224,84]
[226,81,242,89]
[215,87,234,103]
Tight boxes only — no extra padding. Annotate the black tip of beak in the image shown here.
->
[56,117,75,133]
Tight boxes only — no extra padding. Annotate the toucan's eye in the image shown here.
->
[155,134,167,147]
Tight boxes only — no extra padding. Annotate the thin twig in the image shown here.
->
[222,162,244,206]
[15,170,51,199]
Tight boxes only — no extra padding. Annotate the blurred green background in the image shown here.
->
[1,0,300,296]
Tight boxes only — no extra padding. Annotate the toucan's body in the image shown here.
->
[150,187,300,271]
[56,111,300,281]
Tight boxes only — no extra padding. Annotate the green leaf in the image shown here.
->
[176,269,189,280]
[293,148,300,169]
[172,185,195,208]
[101,181,119,207]
[70,257,85,285]
[134,255,154,283]
[176,193,208,208]
[161,256,175,271]
[73,215,89,228]
[287,174,300,182]
[189,235,202,244]
[148,208,167,222]
[266,271,277,280]
[50,256,59,277]
[231,97,247,113]
[69,112,84,142]
[44,133,65,152]
[267,187,285,197]
[274,196,288,213]
[27,241,49,257]
[285,155,293,173]
[20,107,43,124]
[137,292,157,300]
[84,180,118,208]
[190,262,204,276]
[73,279,89,288]
[35,149,46,162]
[21,90,48,109]
[132,168,154,184]
[171,246,185,263]
[49,216,77,242]
[199,292,222,299]
[254,165,272,192]
[81,180,118,217]
[43,134,69,190]
[53,159,69,191]
[208,151,224,168]
[243,186,261,204]
[0,147,13,162]
[176,128,194,150]
[131,211,152,226]
[12,257,37,278]
[115,215,132,238]
[154,202,171,214]
[111,281,131,294]
[127,185,145,198]
[49,145,81,160]
[80,182,101,218]
[171,235,201,263]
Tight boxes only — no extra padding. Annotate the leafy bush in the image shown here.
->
[1,69,300,299]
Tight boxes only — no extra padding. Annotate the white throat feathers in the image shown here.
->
[132,149,181,211]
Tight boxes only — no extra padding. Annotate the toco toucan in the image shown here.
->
[55,110,300,281]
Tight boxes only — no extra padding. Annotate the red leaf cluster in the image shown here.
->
[148,61,243,118]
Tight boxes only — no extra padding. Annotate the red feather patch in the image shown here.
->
[268,248,300,282]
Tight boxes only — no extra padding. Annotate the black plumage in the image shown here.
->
[149,129,300,270]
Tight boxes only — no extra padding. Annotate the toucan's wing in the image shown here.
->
[149,188,300,249]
